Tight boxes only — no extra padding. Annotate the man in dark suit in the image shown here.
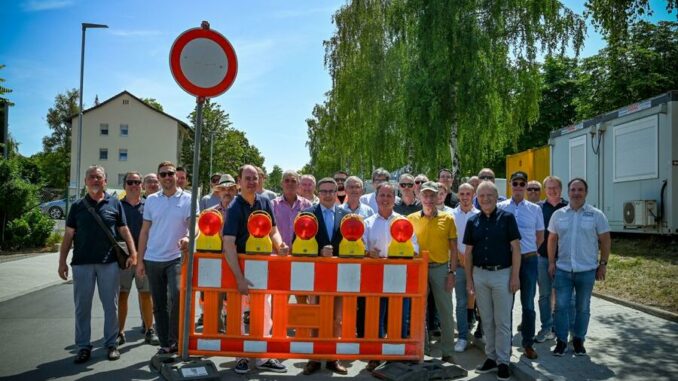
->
[300,177,348,376]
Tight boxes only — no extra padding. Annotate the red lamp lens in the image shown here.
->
[341,217,365,241]
[198,211,223,236]
[247,213,272,238]
[390,218,414,242]
[294,215,318,240]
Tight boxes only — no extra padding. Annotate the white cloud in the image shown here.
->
[22,0,74,12]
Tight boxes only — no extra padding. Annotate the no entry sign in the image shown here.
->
[170,22,238,98]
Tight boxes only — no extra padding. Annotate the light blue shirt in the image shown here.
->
[497,197,544,254]
[363,211,419,257]
[548,203,610,272]
[341,202,375,220]
[320,204,336,240]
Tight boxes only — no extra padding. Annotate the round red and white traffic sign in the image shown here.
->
[170,24,238,98]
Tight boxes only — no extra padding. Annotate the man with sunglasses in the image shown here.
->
[136,161,196,355]
[497,171,545,360]
[334,170,349,204]
[413,174,429,200]
[394,173,422,215]
[199,172,224,211]
[526,181,542,203]
[473,168,506,209]
[118,171,158,348]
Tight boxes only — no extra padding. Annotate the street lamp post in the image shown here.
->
[74,22,108,202]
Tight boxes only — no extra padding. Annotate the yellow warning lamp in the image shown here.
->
[246,210,273,254]
[388,217,415,258]
[338,213,366,258]
[196,209,224,252]
[292,212,319,256]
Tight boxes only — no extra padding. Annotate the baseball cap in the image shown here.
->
[510,171,528,182]
[420,181,439,193]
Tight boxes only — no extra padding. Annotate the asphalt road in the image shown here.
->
[0,283,494,381]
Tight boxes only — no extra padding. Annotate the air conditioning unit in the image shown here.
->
[623,200,657,227]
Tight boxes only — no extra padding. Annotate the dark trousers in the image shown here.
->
[145,258,181,348]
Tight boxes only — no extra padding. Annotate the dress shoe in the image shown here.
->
[366,360,381,372]
[524,346,538,359]
[303,360,321,375]
[326,360,348,375]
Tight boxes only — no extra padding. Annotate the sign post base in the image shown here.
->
[159,358,220,381]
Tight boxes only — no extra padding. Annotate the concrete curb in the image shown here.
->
[592,291,678,323]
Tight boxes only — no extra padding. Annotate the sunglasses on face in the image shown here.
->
[414,180,425,185]
[479,175,494,180]
[334,178,346,182]
[527,187,541,192]
[512,181,526,187]
[159,171,176,178]
[399,183,414,188]
[126,180,142,186]
[211,177,221,183]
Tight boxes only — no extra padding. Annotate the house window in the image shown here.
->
[119,149,128,161]
[120,124,129,136]
[122,99,129,105]
[118,174,126,186]
[99,148,108,160]
[100,123,109,135]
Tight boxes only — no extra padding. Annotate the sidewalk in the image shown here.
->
[471,290,678,381]
[0,251,64,302]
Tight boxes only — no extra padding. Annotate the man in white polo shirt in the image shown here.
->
[136,160,196,355]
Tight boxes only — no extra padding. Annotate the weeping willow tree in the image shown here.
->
[307,0,585,178]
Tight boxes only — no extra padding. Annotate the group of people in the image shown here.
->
[58,162,611,381]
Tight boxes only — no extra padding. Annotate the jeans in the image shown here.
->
[519,255,538,347]
[474,266,514,365]
[554,269,596,342]
[377,297,411,338]
[72,262,120,349]
[455,267,469,340]
[537,256,576,334]
[145,258,181,348]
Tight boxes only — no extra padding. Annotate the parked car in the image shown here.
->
[39,196,75,220]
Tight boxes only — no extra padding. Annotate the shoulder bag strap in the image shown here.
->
[86,204,119,247]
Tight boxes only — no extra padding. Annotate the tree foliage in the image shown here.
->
[0,64,12,105]
[181,99,264,192]
[306,0,585,179]
[267,165,283,193]
[41,89,79,189]
[142,97,164,112]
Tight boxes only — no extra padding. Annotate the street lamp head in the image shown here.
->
[82,23,108,30]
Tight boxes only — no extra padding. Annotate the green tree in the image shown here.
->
[308,0,585,179]
[575,20,678,119]
[181,100,265,192]
[0,64,12,105]
[141,97,164,112]
[42,89,79,189]
[267,165,283,193]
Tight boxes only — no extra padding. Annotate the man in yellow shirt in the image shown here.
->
[408,181,458,362]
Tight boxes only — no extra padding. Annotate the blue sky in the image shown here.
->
[1,0,674,172]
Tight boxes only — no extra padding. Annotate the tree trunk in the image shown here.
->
[449,115,461,191]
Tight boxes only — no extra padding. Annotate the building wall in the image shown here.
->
[69,93,182,193]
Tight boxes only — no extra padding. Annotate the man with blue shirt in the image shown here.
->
[222,164,289,375]
[548,178,611,357]
[360,168,399,211]
[136,161,195,355]
[451,183,479,353]
[58,165,137,364]
[497,171,545,360]
[341,176,375,219]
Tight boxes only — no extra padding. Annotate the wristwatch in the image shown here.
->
[599,260,608,266]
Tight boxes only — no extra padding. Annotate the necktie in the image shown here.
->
[324,208,334,240]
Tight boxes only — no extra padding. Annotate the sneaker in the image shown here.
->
[476,358,498,374]
[535,329,555,343]
[145,329,160,345]
[454,339,468,352]
[156,347,172,355]
[553,339,567,356]
[116,333,126,346]
[573,338,587,356]
[73,348,91,364]
[474,325,483,339]
[107,346,120,361]
[497,363,510,380]
[169,343,178,353]
[523,346,538,359]
[257,359,287,373]
[234,359,250,374]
